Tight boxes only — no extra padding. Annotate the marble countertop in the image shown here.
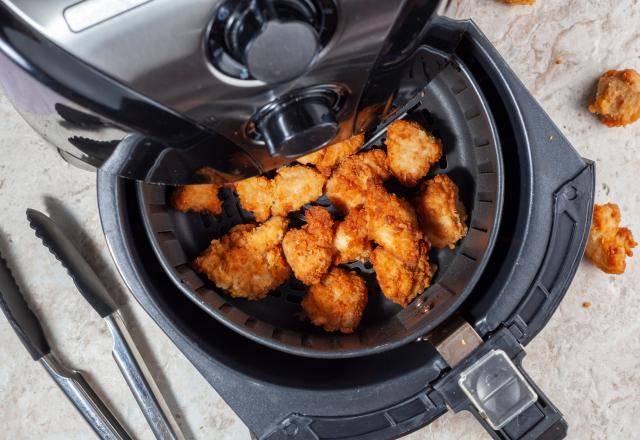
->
[0,1,638,438]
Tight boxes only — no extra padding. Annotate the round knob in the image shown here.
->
[226,2,319,83]
[256,97,338,157]
[246,21,319,83]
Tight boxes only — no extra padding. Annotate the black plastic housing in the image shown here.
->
[97,18,594,440]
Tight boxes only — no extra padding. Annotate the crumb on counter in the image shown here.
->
[582,301,592,309]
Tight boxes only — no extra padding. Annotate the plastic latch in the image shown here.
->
[458,349,538,430]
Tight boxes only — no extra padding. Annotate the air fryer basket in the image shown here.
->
[137,48,503,358]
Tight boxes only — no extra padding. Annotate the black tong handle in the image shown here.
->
[0,250,50,360]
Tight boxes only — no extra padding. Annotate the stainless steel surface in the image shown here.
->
[105,312,185,440]
[2,0,408,156]
[40,353,132,440]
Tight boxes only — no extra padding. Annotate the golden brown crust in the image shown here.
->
[365,187,422,268]
[171,184,223,215]
[271,165,327,217]
[325,149,390,214]
[385,120,442,187]
[588,69,640,127]
[234,176,274,222]
[296,134,365,176]
[371,240,433,307]
[416,174,468,249]
[585,203,637,274]
[282,207,335,285]
[301,267,368,333]
[193,217,291,299]
[333,208,373,265]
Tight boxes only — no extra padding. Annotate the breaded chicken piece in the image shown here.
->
[297,134,365,176]
[333,208,373,265]
[503,0,535,4]
[296,149,324,167]
[385,120,442,187]
[365,187,422,268]
[193,217,291,299]
[301,267,368,333]
[234,176,274,222]
[415,174,468,249]
[585,203,637,274]
[588,69,640,127]
[172,184,223,215]
[271,165,327,217]
[325,149,391,213]
[282,207,335,284]
[371,241,433,307]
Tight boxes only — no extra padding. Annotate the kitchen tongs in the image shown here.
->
[0,209,185,440]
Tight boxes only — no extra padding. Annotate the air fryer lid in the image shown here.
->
[0,0,445,184]
[138,46,504,358]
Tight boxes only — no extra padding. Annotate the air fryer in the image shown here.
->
[0,1,594,439]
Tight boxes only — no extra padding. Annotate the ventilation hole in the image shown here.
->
[471,225,488,233]
[478,162,494,174]
[461,252,477,262]
[477,192,493,203]
[148,204,168,214]
[301,334,313,348]
[464,108,480,120]
[438,155,448,170]
[363,261,373,270]
[272,328,283,340]
[440,283,456,295]
[451,80,467,94]
[475,138,490,148]
[286,294,303,304]
[156,231,176,241]
[244,317,257,329]
[219,303,232,314]
[288,281,308,292]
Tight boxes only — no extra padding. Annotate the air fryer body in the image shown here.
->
[96,17,595,440]
[0,0,442,184]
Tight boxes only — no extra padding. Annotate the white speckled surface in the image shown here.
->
[0,1,639,439]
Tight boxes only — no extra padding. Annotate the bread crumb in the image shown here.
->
[582,301,592,309]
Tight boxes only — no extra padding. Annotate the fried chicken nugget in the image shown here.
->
[272,165,327,217]
[172,184,223,215]
[585,203,637,274]
[282,207,335,284]
[234,176,274,222]
[371,241,433,307]
[297,134,365,176]
[385,120,442,187]
[588,69,640,127]
[333,208,372,265]
[325,149,390,213]
[301,267,368,333]
[415,174,468,249]
[193,217,291,299]
[365,187,422,267]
